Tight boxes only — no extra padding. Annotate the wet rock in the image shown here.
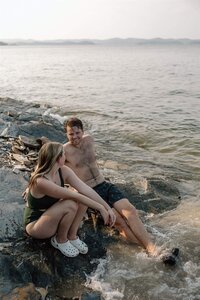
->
[0,155,110,298]
[42,112,64,131]
[81,291,102,299]
[18,135,40,149]
[0,97,183,299]
[12,142,26,154]
[0,283,41,300]
[13,165,32,173]
[0,168,27,241]
[0,97,32,113]
[0,97,66,173]
[103,160,129,171]
[0,223,109,299]
[7,110,19,118]
[0,123,19,137]
[12,153,31,166]
[18,111,43,122]
[0,97,65,143]
[36,136,50,146]
[117,177,181,213]
[18,122,65,143]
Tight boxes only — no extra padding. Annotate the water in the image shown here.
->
[1,44,200,299]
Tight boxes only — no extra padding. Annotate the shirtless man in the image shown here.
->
[63,117,158,256]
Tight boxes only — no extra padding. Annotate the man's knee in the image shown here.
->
[126,204,138,218]
[115,215,128,230]
[116,199,138,219]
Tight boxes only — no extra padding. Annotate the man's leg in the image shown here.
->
[113,198,157,256]
[112,207,141,244]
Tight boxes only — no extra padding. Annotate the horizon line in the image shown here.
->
[1,37,200,41]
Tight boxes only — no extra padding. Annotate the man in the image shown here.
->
[63,117,159,256]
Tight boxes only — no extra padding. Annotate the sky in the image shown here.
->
[0,0,200,40]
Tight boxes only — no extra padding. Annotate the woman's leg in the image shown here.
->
[67,204,88,240]
[26,199,78,242]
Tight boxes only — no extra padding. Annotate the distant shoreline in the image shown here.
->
[1,37,200,46]
[0,41,8,46]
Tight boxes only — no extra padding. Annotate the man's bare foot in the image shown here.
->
[146,243,159,257]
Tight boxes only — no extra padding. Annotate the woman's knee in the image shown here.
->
[60,199,78,214]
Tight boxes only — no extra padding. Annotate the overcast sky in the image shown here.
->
[0,0,200,40]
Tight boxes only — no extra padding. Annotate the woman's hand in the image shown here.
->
[99,207,116,226]
[107,208,116,227]
[99,206,109,225]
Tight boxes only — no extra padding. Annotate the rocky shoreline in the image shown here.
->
[0,97,181,299]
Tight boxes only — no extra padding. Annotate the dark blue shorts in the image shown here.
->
[93,181,125,207]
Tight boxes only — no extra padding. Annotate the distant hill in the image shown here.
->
[0,39,95,46]
[0,41,8,46]
[94,38,200,45]
[1,38,200,46]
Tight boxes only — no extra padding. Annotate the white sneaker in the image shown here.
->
[51,236,79,257]
[69,237,88,254]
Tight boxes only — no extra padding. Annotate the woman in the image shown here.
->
[24,142,116,257]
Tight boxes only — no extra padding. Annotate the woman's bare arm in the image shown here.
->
[32,176,110,225]
[61,166,116,226]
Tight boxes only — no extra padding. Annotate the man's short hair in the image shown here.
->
[64,117,83,132]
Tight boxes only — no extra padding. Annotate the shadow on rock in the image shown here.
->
[0,215,116,299]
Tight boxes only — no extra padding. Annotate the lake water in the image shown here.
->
[0,44,200,299]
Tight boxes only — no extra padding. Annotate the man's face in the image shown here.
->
[66,126,84,146]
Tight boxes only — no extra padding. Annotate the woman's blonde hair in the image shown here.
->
[28,142,63,189]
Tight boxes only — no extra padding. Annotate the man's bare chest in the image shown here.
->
[69,148,96,168]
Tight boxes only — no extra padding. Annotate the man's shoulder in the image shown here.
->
[83,134,94,142]
[82,134,94,148]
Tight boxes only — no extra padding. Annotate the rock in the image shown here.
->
[0,223,109,299]
[0,283,41,300]
[7,110,19,118]
[18,122,65,143]
[140,177,181,213]
[19,135,40,149]
[0,168,27,240]
[81,291,102,299]
[18,111,43,122]
[12,144,26,154]
[36,136,50,146]
[0,124,16,137]
[0,163,111,299]
[117,177,181,213]
[13,165,32,173]
[0,97,65,143]
[0,97,183,299]
[12,153,31,166]
[103,160,129,171]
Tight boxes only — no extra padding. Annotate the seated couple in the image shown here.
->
[24,118,178,263]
